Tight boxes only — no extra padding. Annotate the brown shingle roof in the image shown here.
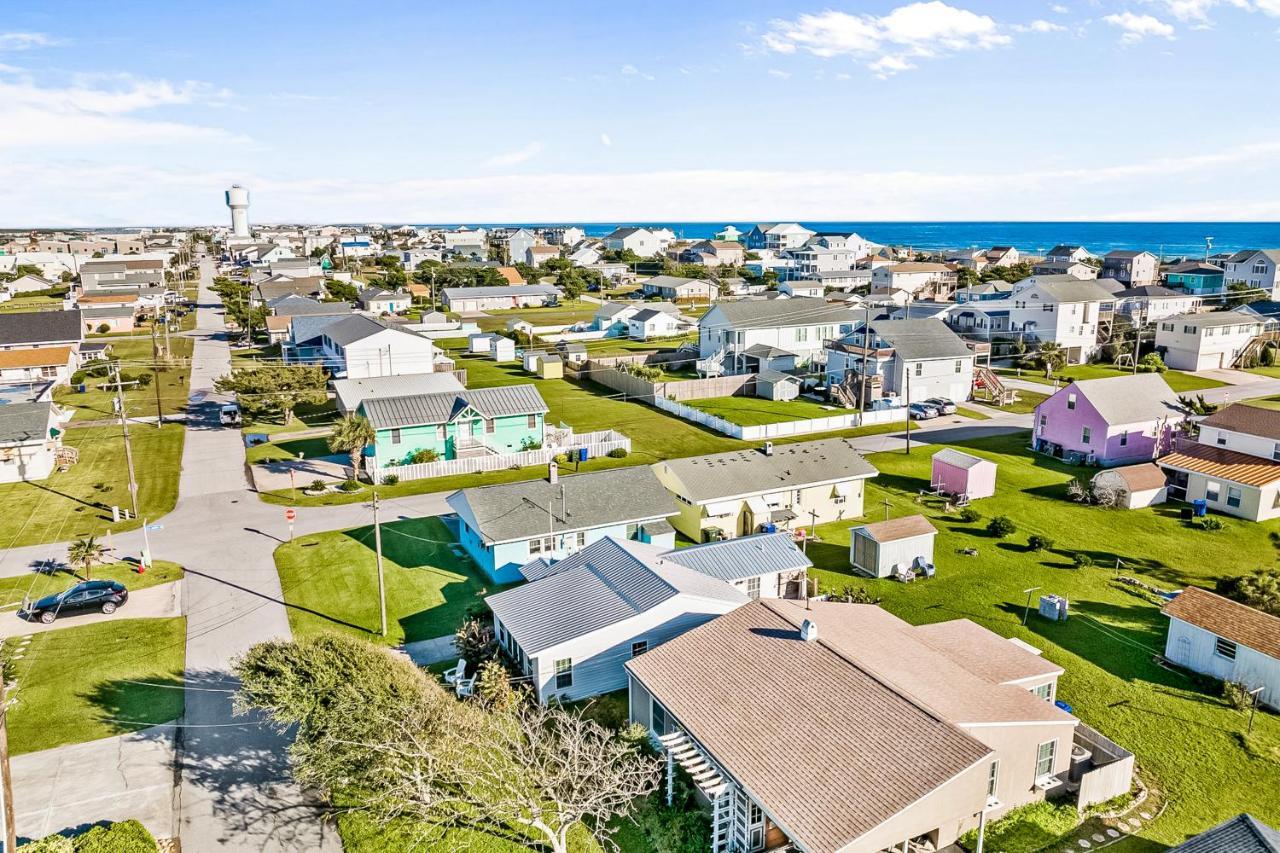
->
[915,620,1064,684]
[1159,443,1280,487]
[0,346,74,369]
[496,266,526,285]
[857,514,936,543]
[1104,462,1169,493]
[1163,586,1280,659]
[1201,403,1280,442]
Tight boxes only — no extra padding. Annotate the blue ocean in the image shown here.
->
[454,222,1280,257]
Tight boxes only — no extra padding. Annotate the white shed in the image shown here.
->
[1163,586,1280,709]
[849,515,938,579]
[1091,463,1168,509]
[755,369,801,402]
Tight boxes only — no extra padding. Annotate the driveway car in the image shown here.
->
[24,580,129,624]
[924,397,957,415]
[908,402,939,420]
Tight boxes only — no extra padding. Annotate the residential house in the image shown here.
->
[1159,403,1280,522]
[441,284,561,312]
[541,226,585,246]
[1107,284,1203,325]
[264,316,292,344]
[786,242,855,277]
[824,318,975,407]
[493,228,537,264]
[0,402,68,483]
[80,305,135,334]
[744,223,815,251]
[697,298,862,375]
[0,347,76,387]
[307,314,440,379]
[680,240,745,268]
[952,276,1117,364]
[870,262,958,301]
[0,310,84,353]
[593,301,680,336]
[626,599,1085,853]
[628,308,683,340]
[267,295,352,319]
[985,245,1020,267]
[1032,259,1097,279]
[448,465,678,583]
[487,536,749,703]
[1044,245,1092,264]
[254,275,326,303]
[946,249,989,271]
[357,286,411,315]
[495,267,526,286]
[442,227,488,251]
[652,438,878,541]
[1165,261,1225,296]
[1169,814,1280,852]
[5,274,56,295]
[810,268,871,291]
[778,280,825,298]
[641,275,716,303]
[954,279,1015,303]
[1154,311,1275,371]
[399,248,442,270]
[567,241,603,267]
[1222,249,1280,299]
[78,258,165,291]
[603,227,661,257]
[1162,586,1280,709]
[332,373,465,415]
[1032,373,1180,466]
[525,245,560,266]
[1101,250,1159,286]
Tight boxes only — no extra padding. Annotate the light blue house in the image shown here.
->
[447,465,679,583]
[359,384,548,467]
[1165,261,1225,295]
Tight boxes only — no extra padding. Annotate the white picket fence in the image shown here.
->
[653,396,908,440]
[370,429,631,483]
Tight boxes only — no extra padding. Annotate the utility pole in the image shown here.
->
[904,359,912,455]
[372,492,387,637]
[0,678,15,853]
[150,318,163,427]
[1022,586,1042,626]
[114,362,140,518]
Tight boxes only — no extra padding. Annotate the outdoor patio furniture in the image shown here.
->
[455,675,475,698]
[443,659,467,686]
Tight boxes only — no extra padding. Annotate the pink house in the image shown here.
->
[930,448,997,499]
[1032,374,1181,467]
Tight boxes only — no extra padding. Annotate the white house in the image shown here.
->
[441,284,561,312]
[1162,586,1280,709]
[744,223,815,251]
[0,346,76,387]
[1222,249,1280,299]
[824,318,975,407]
[641,275,716,303]
[308,315,440,379]
[357,287,411,315]
[1159,403,1280,522]
[593,301,680,336]
[951,276,1116,365]
[696,297,862,375]
[627,308,683,340]
[870,262,958,301]
[1106,284,1202,325]
[1044,244,1092,264]
[5,274,57,295]
[1100,250,1159,287]
[778,280,825,299]
[0,402,67,483]
[1154,312,1275,371]
[567,242,603,267]
[785,243,855,277]
[603,227,661,256]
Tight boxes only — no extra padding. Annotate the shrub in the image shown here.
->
[337,479,362,493]
[520,436,543,451]
[381,474,399,486]
[1028,534,1054,552]
[823,584,881,604]
[1072,552,1095,568]
[95,323,110,334]
[308,479,327,492]
[1201,516,1225,531]
[18,835,75,853]
[73,820,158,853]
[1216,568,1280,616]
[607,447,629,458]
[958,507,981,523]
[454,617,497,668]
[409,448,439,464]
[1223,680,1255,711]
[986,516,1017,538]
[957,800,1078,852]
[1138,352,1167,373]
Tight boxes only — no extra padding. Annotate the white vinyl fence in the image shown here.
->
[369,429,630,483]
[653,396,908,440]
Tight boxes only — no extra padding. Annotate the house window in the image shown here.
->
[1119,431,1128,447]
[745,576,761,599]
[1081,426,1091,445]
[955,359,963,373]
[914,362,923,377]
[1067,393,1076,411]
[554,658,573,689]
[527,414,537,429]
[1035,740,1057,779]
[1206,481,1221,502]
[1039,414,1047,429]
[631,640,648,657]
[1215,636,1237,660]
[793,489,802,505]
[1216,432,1227,446]
[651,699,667,735]
[1227,486,1242,508]
[575,531,586,548]
[390,428,401,444]
[436,425,446,440]
[987,760,1000,799]
[528,535,554,556]
[485,418,495,434]
[1033,682,1052,702]
[1272,442,1280,461]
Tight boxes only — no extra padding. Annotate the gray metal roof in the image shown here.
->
[80,305,135,319]
[485,537,745,654]
[743,343,798,359]
[290,313,345,345]
[705,298,861,330]
[447,465,677,544]
[361,384,547,429]
[0,309,83,346]
[332,373,465,412]
[663,532,811,582]
[862,319,972,360]
[441,284,560,299]
[755,368,799,384]
[1019,277,1117,303]
[1171,814,1280,852]
[1064,374,1180,424]
[0,402,52,444]
[320,314,412,347]
[658,438,879,503]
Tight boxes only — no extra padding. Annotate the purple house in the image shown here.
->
[1032,373,1181,466]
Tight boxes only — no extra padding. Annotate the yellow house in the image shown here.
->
[652,438,878,542]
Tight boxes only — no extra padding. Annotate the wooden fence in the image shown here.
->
[1074,723,1136,811]
[369,429,630,483]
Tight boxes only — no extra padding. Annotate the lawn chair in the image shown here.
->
[455,675,476,698]
[442,659,467,686]
[892,564,915,583]
[915,558,936,579]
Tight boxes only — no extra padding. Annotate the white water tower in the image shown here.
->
[225,184,250,237]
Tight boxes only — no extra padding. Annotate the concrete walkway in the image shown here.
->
[0,580,183,639]
[402,634,459,667]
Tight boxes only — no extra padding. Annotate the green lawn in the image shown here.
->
[1,617,186,754]
[582,335,696,355]
[1244,396,1280,412]
[805,433,1280,846]
[955,405,992,420]
[53,335,195,420]
[476,300,600,333]
[987,389,1050,414]
[1001,364,1226,393]
[241,398,340,439]
[0,423,184,546]
[685,395,847,426]
[245,435,335,464]
[0,560,182,612]
[1245,366,1280,379]
[0,292,67,313]
[276,517,500,645]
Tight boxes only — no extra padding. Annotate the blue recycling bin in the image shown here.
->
[1193,499,1208,517]
[578,447,588,462]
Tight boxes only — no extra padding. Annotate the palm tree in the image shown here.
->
[1036,342,1067,379]
[328,413,377,480]
[67,535,111,581]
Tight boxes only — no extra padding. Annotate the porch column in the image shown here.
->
[666,749,675,807]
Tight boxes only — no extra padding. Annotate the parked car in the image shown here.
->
[924,397,957,415]
[908,402,939,420]
[24,580,129,624]
[219,404,242,426]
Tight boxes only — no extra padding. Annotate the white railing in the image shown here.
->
[370,429,630,483]
[653,395,907,440]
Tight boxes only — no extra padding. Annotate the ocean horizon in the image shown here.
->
[418,221,1280,257]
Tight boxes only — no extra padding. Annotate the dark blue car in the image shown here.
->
[25,580,129,624]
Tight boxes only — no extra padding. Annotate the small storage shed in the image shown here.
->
[1091,463,1168,509]
[490,336,517,362]
[523,350,563,379]
[755,369,801,402]
[849,515,937,579]
[930,448,997,501]
[556,341,588,365]
[468,332,495,354]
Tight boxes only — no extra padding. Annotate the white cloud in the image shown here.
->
[620,64,655,80]
[1015,19,1067,32]
[768,68,792,78]
[1051,4,1070,12]
[762,2,1009,76]
[1142,0,1280,24]
[834,72,852,80]
[0,32,56,51]
[482,141,544,168]
[600,133,612,147]
[1103,11,1176,42]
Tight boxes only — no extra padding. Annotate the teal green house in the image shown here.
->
[1165,261,1224,295]
[359,384,549,469]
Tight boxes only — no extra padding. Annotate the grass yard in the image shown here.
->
[53,335,195,421]
[244,435,335,464]
[804,433,1280,846]
[0,292,67,313]
[0,423,184,546]
[582,335,696,355]
[1244,396,1280,412]
[1001,364,1226,393]
[1245,366,1280,379]
[276,517,500,645]
[999,389,1050,414]
[955,405,992,420]
[685,395,847,426]
[240,398,340,439]
[1,616,186,754]
[0,560,182,612]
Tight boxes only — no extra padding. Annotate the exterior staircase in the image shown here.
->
[1232,330,1280,368]
[973,365,1017,406]
[697,348,726,378]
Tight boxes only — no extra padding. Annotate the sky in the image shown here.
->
[2,0,1280,226]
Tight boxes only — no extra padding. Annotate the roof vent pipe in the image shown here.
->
[800,618,818,642]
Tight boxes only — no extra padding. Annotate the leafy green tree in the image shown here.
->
[323,279,358,302]
[1035,341,1067,378]
[68,535,111,580]
[987,516,1017,538]
[554,267,587,300]
[210,276,267,334]
[980,261,1034,283]
[1224,281,1265,308]
[327,413,376,479]
[955,267,981,290]
[513,262,539,283]
[1218,569,1280,616]
[214,364,328,425]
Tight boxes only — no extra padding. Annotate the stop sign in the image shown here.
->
[285,509,296,521]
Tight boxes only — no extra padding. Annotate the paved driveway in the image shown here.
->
[0,580,183,639]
